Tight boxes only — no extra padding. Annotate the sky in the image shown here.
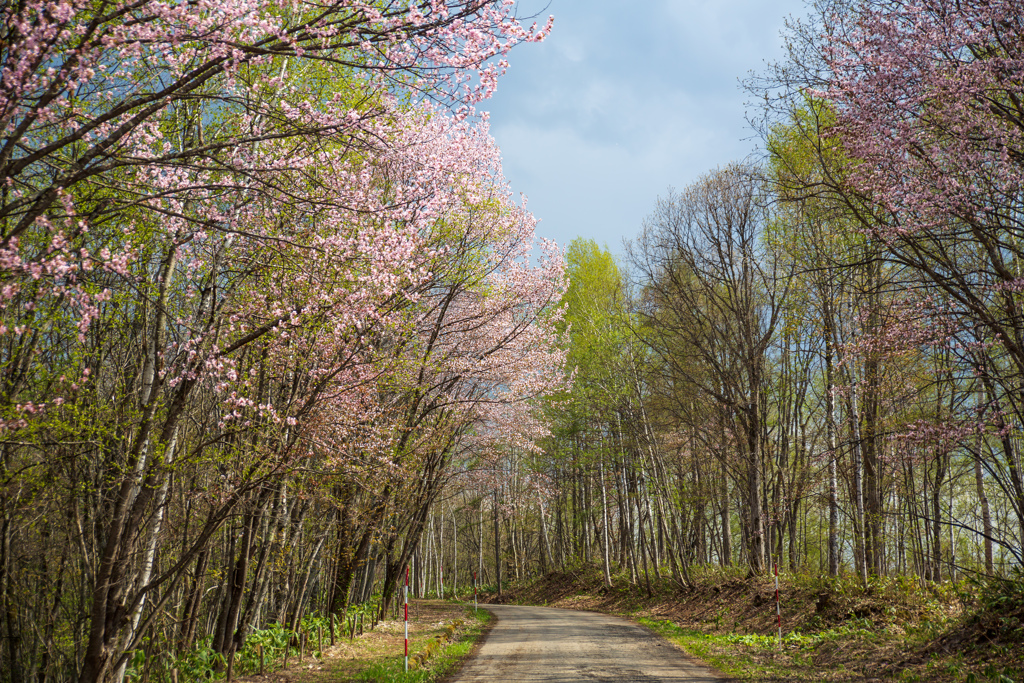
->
[483,0,808,256]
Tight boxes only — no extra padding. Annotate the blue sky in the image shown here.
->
[484,0,807,256]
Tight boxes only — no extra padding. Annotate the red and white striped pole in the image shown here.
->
[774,561,781,647]
[473,571,477,613]
[404,565,409,672]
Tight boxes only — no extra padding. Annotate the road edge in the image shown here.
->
[437,605,498,683]
[630,615,737,682]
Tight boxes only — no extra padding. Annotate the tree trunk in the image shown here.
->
[493,490,502,598]
[973,429,994,574]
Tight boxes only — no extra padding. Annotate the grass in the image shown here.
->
[234,600,490,683]
[637,616,896,681]
[639,614,1024,682]
[353,608,491,683]
[488,563,1024,682]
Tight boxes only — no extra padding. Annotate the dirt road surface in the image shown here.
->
[450,604,727,682]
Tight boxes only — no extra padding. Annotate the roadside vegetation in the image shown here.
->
[230,600,489,683]
[489,565,1024,682]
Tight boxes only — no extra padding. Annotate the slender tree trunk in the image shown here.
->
[1,515,23,683]
[973,430,994,574]
[453,514,458,596]
[825,315,840,576]
[599,459,612,588]
[478,504,484,584]
[744,397,766,574]
[720,470,732,567]
[493,490,502,598]
[113,431,178,683]
[850,381,868,587]
[863,259,883,577]
[931,453,947,582]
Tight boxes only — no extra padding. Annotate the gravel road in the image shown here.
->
[449,604,727,682]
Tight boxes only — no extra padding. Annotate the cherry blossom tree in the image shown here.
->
[0,3,562,681]
[816,0,1024,556]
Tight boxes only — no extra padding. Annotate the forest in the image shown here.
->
[1,0,1023,682]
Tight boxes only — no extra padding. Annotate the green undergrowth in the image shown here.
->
[642,615,1022,682]
[492,563,1024,682]
[152,610,343,681]
[354,607,491,683]
[224,601,489,683]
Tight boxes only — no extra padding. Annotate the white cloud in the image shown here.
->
[555,34,587,63]
[486,0,807,252]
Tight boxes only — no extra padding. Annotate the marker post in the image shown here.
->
[473,571,477,613]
